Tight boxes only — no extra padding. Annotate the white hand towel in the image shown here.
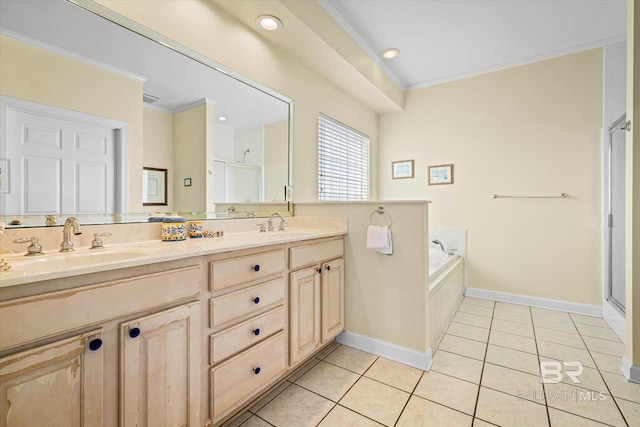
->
[367,225,393,255]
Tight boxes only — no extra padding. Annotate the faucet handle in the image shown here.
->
[257,223,267,233]
[45,215,58,226]
[13,236,44,256]
[90,232,112,250]
[278,220,287,231]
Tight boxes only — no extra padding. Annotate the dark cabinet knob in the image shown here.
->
[88,338,102,351]
[253,328,261,336]
[326,265,331,271]
[253,367,261,375]
[253,297,260,304]
[317,268,322,274]
[252,264,260,272]
[129,327,141,338]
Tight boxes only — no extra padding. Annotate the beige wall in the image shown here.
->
[0,35,144,210]
[143,107,174,212]
[379,49,604,306]
[294,202,430,353]
[264,120,289,202]
[626,0,640,369]
[93,0,379,202]
[173,103,210,212]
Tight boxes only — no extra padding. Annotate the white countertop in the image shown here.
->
[0,228,346,288]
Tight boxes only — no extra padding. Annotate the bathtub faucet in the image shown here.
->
[432,239,447,253]
[432,239,458,256]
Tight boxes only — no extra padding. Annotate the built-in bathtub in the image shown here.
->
[429,248,465,348]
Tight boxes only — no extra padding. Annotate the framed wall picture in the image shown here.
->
[428,164,454,185]
[392,160,415,179]
[143,167,168,206]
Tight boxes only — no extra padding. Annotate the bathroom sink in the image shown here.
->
[6,248,161,274]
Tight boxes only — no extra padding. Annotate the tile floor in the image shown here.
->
[223,297,640,426]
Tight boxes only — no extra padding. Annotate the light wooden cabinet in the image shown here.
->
[0,234,345,427]
[0,330,104,427]
[288,238,345,367]
[120,302,201,427]
[321,257,345,343]
[289,265,322,364]
[0,264,201,427]
[208,248,287,424]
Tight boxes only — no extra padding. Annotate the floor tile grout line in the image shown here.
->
[568,314,630,427]
[470,297,496,421]
[528,304,552,427]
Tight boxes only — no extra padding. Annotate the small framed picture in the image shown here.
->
[392,160,415,179]
[143,167,168,206]
[184,178,192,187]
[428,164,454,185]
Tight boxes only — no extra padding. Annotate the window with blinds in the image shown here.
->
[318,114,370,201]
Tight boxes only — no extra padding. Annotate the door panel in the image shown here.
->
[4,103,116,215]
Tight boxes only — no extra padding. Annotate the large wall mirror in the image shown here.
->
[0,0,292,228]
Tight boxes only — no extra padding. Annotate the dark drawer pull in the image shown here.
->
[253,297,260,304]
[253,367,261,375]
[88,338,102,351]
[253,328,261,336]
[252,264,260,272]
[129,327,141,338]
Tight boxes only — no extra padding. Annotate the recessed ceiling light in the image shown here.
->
[218,116,228,121]
[381,48,400,59]
[256,15,282,31]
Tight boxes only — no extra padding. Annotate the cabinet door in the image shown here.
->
[120,302,201,427]
[322,258,345,343]
[0,330,104,427]
[289,266,321,365]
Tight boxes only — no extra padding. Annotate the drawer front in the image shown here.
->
[210,249,284,291]
[210,306,285,365]
[0,266,200,351]
[210,331,285,421]
[289,239,344,270]
[210,278,284,329]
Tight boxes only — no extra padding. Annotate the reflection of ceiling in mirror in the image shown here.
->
[0,0,288,129]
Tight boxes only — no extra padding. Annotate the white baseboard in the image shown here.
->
[336,331,432,371]
[465,288,602,317]
[602,301,626,343]
[621,356,640,384]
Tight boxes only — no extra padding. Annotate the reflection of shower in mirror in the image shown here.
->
[240,149,250,164]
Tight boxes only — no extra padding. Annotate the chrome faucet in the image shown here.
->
[268,212,286,232]
[60,217,82,252]
[432,239,458,256]
[432,239,447,253]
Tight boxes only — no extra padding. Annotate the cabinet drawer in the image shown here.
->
[210,331,285,421]
[0,266,200,351]
[210,278,284,329]
[210,249,284,291]
[289,239,343,270]
[210,306,285,365]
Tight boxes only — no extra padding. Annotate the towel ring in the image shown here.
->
[369,206,392,226]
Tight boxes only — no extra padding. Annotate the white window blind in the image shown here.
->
[318,114,370,201]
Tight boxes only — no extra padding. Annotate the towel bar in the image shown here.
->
[492,193,568,199]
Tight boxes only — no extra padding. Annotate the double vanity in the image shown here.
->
[0,220,346,426]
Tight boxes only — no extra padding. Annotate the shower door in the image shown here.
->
[608,114,627,313]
